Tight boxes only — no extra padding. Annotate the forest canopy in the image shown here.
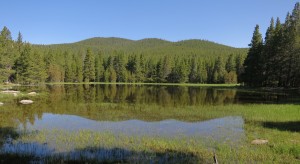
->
[0,30,246,84]
[1,2,299,87]
[243,2,300,87]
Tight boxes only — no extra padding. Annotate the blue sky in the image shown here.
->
[0,0,298,47]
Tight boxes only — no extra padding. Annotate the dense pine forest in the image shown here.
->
[1,3,300,87]
[0,31,246,84]
[243,3,300,87]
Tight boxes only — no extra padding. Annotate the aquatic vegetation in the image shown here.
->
[0,84,299,163]
[1,123,299,163]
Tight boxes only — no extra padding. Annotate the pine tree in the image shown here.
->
[235,54,245,83]
[155,59,162,82]
[263,18,275,86]
[196,60,207,83]
[31,51,47,83]
[45,51,63,82]
[95,52,104,82]
[71,53,77,82]
[0,26,16,82]
[225,54,235,73]
[139,54,146,81]
[64,51,74,82]
[205,61,215,83]
[126,54,141,82]
[83,48,95,82]
[213,56,226,83]
[17,31,23,53]
[158,56,171,82]
[145,58,156,82]
[134,55,143,82]
[243,25,263,86]
[167,58,188,83]
[75,52,83,82]
[188,56,198,83]
[113,52,127,82]
[109,67,117,82]
[15,44,47,84]
[271,18,284,86]
[286,2,300,87]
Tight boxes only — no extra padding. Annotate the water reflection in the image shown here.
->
[11,113,244,154]
[43,85,240,106]
[0,84,296,129]
[23,114,244,142]
[0,84,299,161]
[11,84,297,106]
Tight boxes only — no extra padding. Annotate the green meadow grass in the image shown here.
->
[0,104,299,163]
[0,83,299,163]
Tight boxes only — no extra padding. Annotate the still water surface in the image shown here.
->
[23,114,244,141]
[0,84,299,155]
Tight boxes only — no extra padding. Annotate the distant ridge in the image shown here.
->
[35,37,248,58]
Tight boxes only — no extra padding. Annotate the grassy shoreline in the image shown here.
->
[0,84,299,163]
[0,104,299,163]
[2,82,299,92]
[44,82,241,87]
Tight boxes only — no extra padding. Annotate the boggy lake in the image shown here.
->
[0,84,299,162]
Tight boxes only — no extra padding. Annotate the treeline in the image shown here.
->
[0,28,245,84]
[37,37,247,59]
[243,3,300,87]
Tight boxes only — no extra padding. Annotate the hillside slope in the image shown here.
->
[35,37,248,58]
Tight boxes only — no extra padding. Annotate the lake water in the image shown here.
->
[23,113,244,140]
[0,84,299,158]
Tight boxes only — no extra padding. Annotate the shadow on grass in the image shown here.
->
[0,127,28,164]
[262,121,300,132]
[1,144,202,163]
[0,127,19,146]
[59,146,202,163]
[0,127,204,163]
[0,154,33,164]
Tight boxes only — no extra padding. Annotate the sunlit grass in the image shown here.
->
[0,104,299,163]
[0,83,299,163]
[2,126,299,163]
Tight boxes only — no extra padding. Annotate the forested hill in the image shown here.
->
[34,37,247,58]
[0,27,248,84]
[1,3,300,86]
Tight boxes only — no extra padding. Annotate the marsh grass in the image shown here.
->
[0,83,299,163]
[0,104,299,163]
[1,130,217,163]
[0,93,16,103]
[2,127,299,163]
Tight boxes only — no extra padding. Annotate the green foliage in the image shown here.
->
[64,51,75,82]
[0,25,248,84]
[225,54,235,72]
[113,52,127,82]
[0,85,299,163]
[224,71,237,84]
[0,26,17,82]
[188,56,198,83]
[16,32,23,53]
[37,37,247,59]
[83,49,95,82]
[95,52,104,82]
[243,25,263,86]
[243,2,300,87]
[213,56,226,83]
[235,54,244,83]
[75,52,83,82]
[14,44,47,84]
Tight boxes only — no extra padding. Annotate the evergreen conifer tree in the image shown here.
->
[83,49,95,82]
